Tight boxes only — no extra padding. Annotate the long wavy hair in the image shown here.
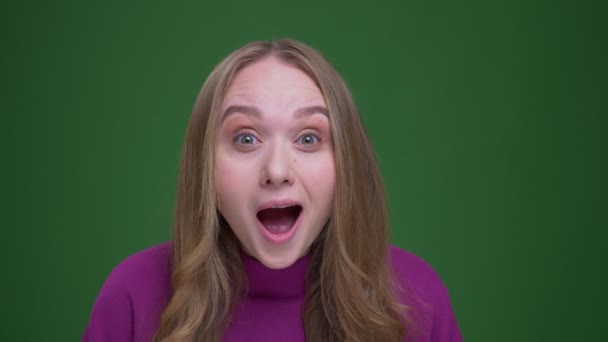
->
[154,39,410,341]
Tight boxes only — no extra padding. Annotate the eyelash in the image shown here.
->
[233,129,260,145]
[297,130,322,145]
[232,130,322,146]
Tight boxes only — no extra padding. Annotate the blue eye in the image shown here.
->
[298,133,320,145]
[235,133,259,145]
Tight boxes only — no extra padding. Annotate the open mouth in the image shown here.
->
[256,205,303,235]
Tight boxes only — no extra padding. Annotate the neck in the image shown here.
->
[240,250,312,298]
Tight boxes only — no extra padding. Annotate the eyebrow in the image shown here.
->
[222,105,328,122]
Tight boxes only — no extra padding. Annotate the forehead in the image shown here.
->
[222,57,326,108]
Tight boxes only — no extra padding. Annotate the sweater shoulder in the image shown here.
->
[388,245,463,341]
[388,245,446,297]
[110,242,173,285]
[82,242,173,342]
[91,241,173,305]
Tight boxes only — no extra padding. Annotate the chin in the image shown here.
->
[253,244,304,269]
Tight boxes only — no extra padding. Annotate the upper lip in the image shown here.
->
[256,199,302,212]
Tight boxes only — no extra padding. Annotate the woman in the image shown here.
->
[83,39,462,342]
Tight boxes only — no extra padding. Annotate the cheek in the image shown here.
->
[215,153,253,209]
[298,153,336,198]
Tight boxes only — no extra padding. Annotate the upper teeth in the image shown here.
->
[272,204,296,208]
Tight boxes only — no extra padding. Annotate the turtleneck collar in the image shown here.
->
[240,250,312,298]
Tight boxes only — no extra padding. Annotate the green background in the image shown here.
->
[2,0,606,341]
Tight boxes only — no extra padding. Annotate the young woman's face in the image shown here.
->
[215,57,335,269]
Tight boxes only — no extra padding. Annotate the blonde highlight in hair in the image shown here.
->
[154,39,410,342]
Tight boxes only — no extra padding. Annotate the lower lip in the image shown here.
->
[256,210,302,244]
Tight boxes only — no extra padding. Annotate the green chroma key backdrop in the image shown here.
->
[2,0,605,341]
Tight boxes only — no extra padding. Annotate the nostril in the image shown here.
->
[262,174,293,186]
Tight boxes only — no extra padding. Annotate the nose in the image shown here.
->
[260,144,294,187]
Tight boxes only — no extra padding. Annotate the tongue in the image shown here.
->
[257,206,300,234]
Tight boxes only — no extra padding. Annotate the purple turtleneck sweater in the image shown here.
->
[82,243,462,341]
